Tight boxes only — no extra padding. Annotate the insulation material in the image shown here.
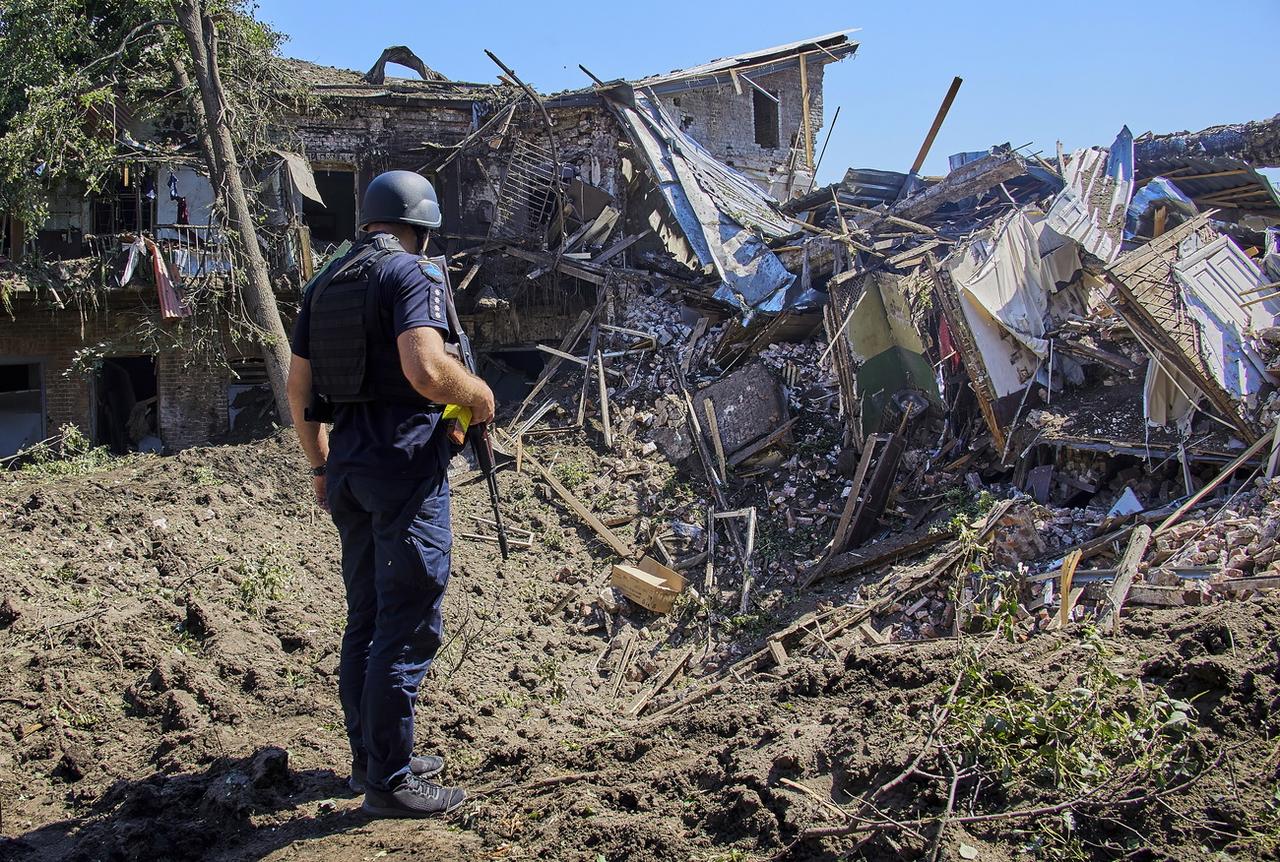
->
[1143,360,1203,429]
[945,211,1082,397]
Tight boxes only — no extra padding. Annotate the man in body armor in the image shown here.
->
[287,170,494,818]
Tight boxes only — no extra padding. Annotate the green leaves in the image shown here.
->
[0,0,305,230]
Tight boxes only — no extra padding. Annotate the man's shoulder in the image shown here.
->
[375,251,445,287]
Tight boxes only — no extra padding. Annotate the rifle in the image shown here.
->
[436,257,510,559]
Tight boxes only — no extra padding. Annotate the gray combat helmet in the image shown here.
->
[359,170,442,229]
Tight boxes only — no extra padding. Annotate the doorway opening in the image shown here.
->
[94,356,158,454]
[0,361,44,457]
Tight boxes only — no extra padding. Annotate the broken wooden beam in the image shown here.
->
[1154,428,1276,537]
[893,151,1028,222]
[596,351,613,450]
[807,528,955,589]
[727,417,800,468]
[498,432,632,560]
[1057,548,1082,629]
[1099,525,1153,634]
[627,647,693,716]
[507,309,593,430]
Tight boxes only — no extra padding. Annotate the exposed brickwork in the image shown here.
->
[656,60,826,198]
[0,289,245,450]
[3,54,834,449]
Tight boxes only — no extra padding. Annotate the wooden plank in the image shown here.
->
[857,621,889,645]
[592,229,650,265]
[1100,525,1153,634]
[681,316,710,375]
[726,416,799,468]
[627,648,693,716]
[809,528,955,588]
[596,351,613,450]
[1058,548,1082,629]
[502,433,632,559]
[767,639,789,668]
[1154,428,1275,537]
[455,261,481,293]
[610,635,636,699]
[703,398,728,483]
[1268,417,1280,480]
[846,434,907,546]
[827,437,881,557]
[576,325,600,427]
[909,76,963,176]
[507,309,593,430]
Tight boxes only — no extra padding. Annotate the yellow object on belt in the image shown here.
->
[442,403,472,446]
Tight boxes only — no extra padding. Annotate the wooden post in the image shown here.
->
[576,325,599,428]
[1267,419,1280,480]
[703,398,728,483]
[909,76,963,176]
[596,350,612,450]
[1058,548,1082,629]
[1101,526,1153,634]
[798,52,814,170]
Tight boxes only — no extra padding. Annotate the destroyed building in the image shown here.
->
[0,32,855,456]
[3,24,1280,631]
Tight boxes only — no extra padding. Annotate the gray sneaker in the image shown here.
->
[362,773,467,818]
[349,754,444,793]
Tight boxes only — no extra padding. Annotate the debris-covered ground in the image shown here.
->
[3,21,1280,859]
[2,430,1280,862]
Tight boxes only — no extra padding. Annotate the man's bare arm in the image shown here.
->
[397,327,495,423]
[287,354,329,467]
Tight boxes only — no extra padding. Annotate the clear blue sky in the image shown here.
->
[261,0,1280,184]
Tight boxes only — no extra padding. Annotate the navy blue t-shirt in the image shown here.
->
[292,239,451,480]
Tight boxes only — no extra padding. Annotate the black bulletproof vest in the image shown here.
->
[307,235,438,407]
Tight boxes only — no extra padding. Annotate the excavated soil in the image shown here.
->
[1,433,1278,861]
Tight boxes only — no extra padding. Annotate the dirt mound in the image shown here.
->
[2,437,1279,861]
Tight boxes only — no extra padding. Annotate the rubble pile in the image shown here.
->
[474,104,1280,666]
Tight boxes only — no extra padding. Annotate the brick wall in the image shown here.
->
[0,289,238,450]
[656,59,826,199]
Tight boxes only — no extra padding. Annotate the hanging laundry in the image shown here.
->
[168,173,179,200]
[176,197,189,225]
[117,236,146,287]
[143,172,156,201]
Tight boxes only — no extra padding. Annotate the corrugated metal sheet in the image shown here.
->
[609,92,797,316]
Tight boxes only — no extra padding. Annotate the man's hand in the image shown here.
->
[470,383,496,425]
[312,473,329,511]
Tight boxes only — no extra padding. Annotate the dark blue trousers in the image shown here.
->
[327,471,452,791]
